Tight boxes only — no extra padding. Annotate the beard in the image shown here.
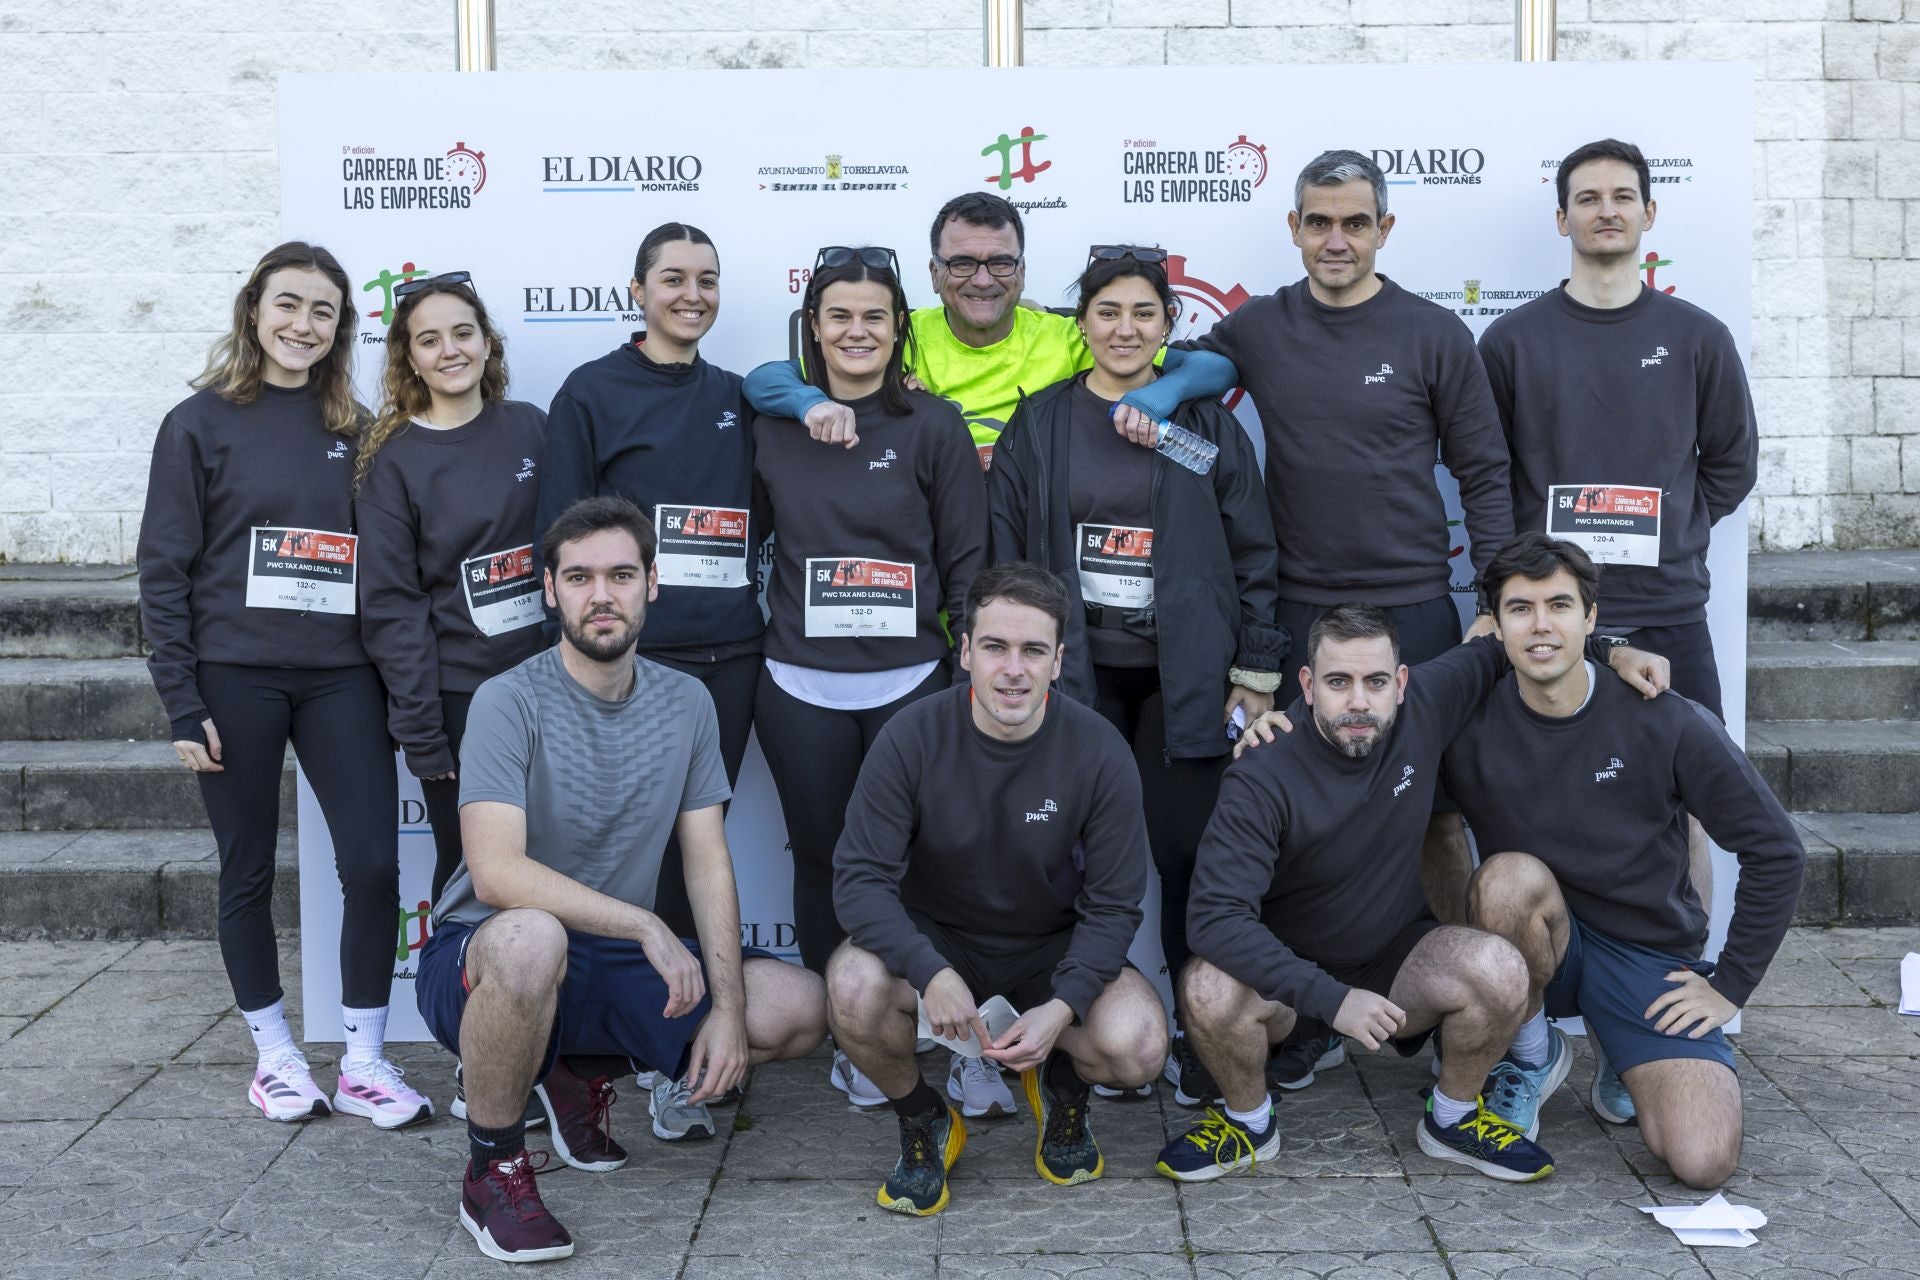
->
[1313,706,1394,759]
[562,604,642,663]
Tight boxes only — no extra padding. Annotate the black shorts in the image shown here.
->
[907,910,1087,1012]
[1314,915,1443,1057]
[1599,620,1723,721]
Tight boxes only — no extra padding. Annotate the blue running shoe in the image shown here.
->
[877,1103,967,1216]
[1416,1095,1555,1182]
[1484,1026,1572,1141]
[1589,1037,1636,1125]
[1154,1106,1281,1182]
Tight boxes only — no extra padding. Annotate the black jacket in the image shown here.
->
[988,377,1286,759]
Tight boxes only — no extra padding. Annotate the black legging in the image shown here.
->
[644,651,761,937]
[419,689,475,904]
[196,662,399,1012]
[1091,664,1227,1009]
[753,662,946,974]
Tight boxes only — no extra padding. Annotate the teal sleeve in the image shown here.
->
[743,358,830,420]
[1121,348,1238,420]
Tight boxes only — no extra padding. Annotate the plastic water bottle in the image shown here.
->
[1152,419,1219,476]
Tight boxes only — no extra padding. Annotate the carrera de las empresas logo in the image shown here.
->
[340,141,486,211]
[1121,133,1269,205]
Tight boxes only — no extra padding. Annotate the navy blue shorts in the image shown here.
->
[1599,620,1723,721]
[416,918,772,1082]
[1543,913,1735,1075]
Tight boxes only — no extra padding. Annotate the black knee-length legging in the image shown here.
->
[195,662,399,1012]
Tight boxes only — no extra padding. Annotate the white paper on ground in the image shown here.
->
[1640,1193,1767,1247]
[1899,952,1920,1015]
[916,995,1020,1058]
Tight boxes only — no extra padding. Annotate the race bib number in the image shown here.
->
[655,504,750,589]
[246,526,357,615]
[1077,523,1155,609]
[976,443,994,473]
[1546,484,1662,567]
[460,544,541,637]
[804,557,917,638]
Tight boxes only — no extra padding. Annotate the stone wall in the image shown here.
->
[0,0,1912,559]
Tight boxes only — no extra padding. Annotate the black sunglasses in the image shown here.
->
[1087,245,1169,266]
[393,270,473,300]
[814,246,900,274]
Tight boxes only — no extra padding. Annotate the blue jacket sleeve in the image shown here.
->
[1120,348,1239,420]
[743,358,831,422]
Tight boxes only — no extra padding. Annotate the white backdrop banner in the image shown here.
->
[287,63,1754,1041]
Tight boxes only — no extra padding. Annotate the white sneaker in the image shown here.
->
[829,1049,887,1107]
[249,1051,331,1122]
[946,1051,1016,1119]
[1093,1081,1154,1100]
[333,1056,434,1130]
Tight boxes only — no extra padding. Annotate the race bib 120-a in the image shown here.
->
[1546,484,1661,567]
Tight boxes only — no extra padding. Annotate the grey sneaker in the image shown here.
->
[450,1062,547,1129]
[946,1051,1017,1119]
[649,1074,716,1142]
[830,1049,888,1107]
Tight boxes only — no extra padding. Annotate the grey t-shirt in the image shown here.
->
[431,646,732,929]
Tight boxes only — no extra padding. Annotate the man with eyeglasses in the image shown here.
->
[744,193,1230,472]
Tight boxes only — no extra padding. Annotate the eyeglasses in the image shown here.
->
[814,246,900,274]
[1087,245,1169,266]
[393,270,472,300]
[933,252,1022,280]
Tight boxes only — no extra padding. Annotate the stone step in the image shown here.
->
[1748,547,1920,641]
[0,828,296,938]
[1746,720,1920,815]
[0,570,142,659]
[1793,811,1920,925]
[0,740,295,831]
[1746,640,1920,722]
[0,657,166,740]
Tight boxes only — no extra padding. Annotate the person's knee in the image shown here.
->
[1467,851,1555,928]
[1662,1136,1740,1190]
[470,909,567,999]
[751,961,828,1059]
[1459,932,1530,1020]
[1086,990,1169,1087]
[825,943,895,1027]
[1180,958,1253,1034]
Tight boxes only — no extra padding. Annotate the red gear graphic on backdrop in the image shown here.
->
[1165,255,1254,411]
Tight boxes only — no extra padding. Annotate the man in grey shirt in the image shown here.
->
[417,496,826,1265]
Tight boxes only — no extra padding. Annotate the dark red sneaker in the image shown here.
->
[534,1057,627,1172]
[460,1151,573,1263]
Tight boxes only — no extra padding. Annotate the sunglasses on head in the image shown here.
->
[814,246,900,274]
[393,270,473,300]
[1087,245,1169,267]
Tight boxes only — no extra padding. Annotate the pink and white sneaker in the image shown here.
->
[250,1052,332,1122]
[333,1057,434,1130]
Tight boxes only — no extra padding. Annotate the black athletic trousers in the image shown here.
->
[753,662,946,974]
[418,689,475,904]
[646,651,762,937]
[1091,664,1227,1010]
[195,662,399,1012]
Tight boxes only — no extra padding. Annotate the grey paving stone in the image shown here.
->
[0,831,79,864]
[112,1063,270,1120]
[1746,958,1880,1008]
[187,1176,451,1275]
[1834,956,1905,1007]
[1812,926,1920,959]
[1412,1168,1667,1255]
[1746,1054,1920,1112]
[1448,1256,1713,1279]
[112,938,228,970]
[1180,1175,1431,1252]
[422,1255,684,1280]
[1812,1112,1920,1177]
[1736,1005,1920,1057]
[725,1057,916,1180]
[0,938,134,1013]
[949,1093,1171,1182]
[1647,1172,1920,1276]
[0,1065,154,1121]
[942,1253,1193,1278]
[1254,1105,1404,1177]
[54,967,236,1018]
[0,1012,219,1067]
[0,1119,92,1184]
[1613,1108,1874,1189]
[1771,928,1842,962]
[0,1015,23,1039]
[1192,1256,1452,1280]
[931,1177,1184,1254]
[691,1177,950,1255]
[688,1259,936,1280]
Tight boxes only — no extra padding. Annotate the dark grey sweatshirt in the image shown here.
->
[1477,285,1758,628]
[355,399,550,777]
[1443,670,1803,1007]
[833,684,1149,1020]
[137,384,368,742]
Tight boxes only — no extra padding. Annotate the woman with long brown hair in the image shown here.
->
[138,241,428,1129]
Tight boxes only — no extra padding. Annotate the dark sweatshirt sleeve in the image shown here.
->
[354,462,450,777]
[743,358,831,422]
[136,414,212,743]
[535,387,601,638]
[1671,701,1806,1006]
[1203,403,1285,673]
[1693,323,1759,525]
[985,410,1033,566]
[1049,744,1149,1020]
[832,729,951,994]
[1186,764,1351,1024]
[924,404,989,630]
[1432,324,1514,583]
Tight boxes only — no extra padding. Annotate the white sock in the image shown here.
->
[1508,1008,1549,1068]
[242,999,295,1065]
[340,1005,389,1073]
[1225,1096,1273,1132]
[1430,1084,1475,1128]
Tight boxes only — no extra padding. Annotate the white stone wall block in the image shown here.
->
[1903,437,1920,489]
[1874,140,1920,197]
[1855,0,1902,18]
[1874,256,1920,314]
[1797,316,1855,377]
[1656,22,1767,64]
[1557,23,1649,59]
[1019,0,1112,27]
[802,29,934,67]
[1226,0,1351,26]
[1851,433,1903,490]
[1766,23,1828,78]
[1405,23,1509,61]
[1824,140,1879,197]
[1875,373,1920,432]
[1759,494,1825,549]
[1796,196,1854,256]
[50,452,149,513]
[1880,22,1920,80]
[0,456,52,514]
[1757,256,1827,317]
[0,395,138,455]
[1904,317,1920,374]
[1850,80,1903,137]
[1354,0,1471,23]
[1684,0,1833,18]
[502,0,760,31]
[1027,25,1168,65]
[1592,0,1682,17]
[1113,0,1224,22]
[0,214,172,276]
[1754,199,1798,258]
[1824,20,1881,79]
[1751,315,1798,377]
[1832,492,1920,546]
[0,513,122,563]
[1765,139,1823,197]
[1853,196,1907,255]
[2,334,173,397]
[1853,316,1907,372]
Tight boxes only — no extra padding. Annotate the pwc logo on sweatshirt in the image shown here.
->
[1364,363,1394,386]
[1594,756,1625,783]
[1392,764,1416,798]
[1025,798,1059,824]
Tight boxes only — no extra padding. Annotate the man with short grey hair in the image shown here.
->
[1134,147,1516,1090]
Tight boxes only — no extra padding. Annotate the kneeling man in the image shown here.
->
[1451,533,1804,1188]
[829,562,1168,1216]
[418,497,826,1263]
[1163,604,1663,1183]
